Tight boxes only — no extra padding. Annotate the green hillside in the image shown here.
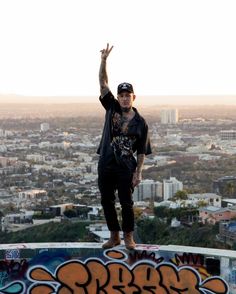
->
[0,221,90,244]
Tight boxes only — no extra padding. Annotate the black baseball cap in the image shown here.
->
[117,82,134,94]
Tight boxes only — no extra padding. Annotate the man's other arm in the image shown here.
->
[132,154,145,187]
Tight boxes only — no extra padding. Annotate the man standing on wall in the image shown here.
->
[97,44,151,250]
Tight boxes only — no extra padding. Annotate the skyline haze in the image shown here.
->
[0,94,235,106]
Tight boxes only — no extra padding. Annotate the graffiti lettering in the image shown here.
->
[0,271,8,287]
[27,250,228,294]
[133,263,166,293]
[128,250,164,265]
[0,259,28,277]
[171,253,211,280]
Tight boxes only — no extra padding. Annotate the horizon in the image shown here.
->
[0,93,236,106]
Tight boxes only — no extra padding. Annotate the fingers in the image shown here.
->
[100,43,113,54]
[108,46,113,54]
[108,44,113,54]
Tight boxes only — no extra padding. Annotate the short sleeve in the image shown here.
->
[136,122,152,155]
[99,91,116,110]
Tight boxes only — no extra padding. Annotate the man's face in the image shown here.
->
[117,91,136,111]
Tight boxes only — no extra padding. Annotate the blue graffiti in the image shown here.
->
[0,281,24,294]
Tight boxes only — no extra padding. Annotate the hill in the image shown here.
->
[0,220,90,244]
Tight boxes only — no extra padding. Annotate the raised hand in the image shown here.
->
[100,43,113,60]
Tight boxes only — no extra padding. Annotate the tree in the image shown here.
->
[197,200,208,208]
[173,190,188,201]
[64,209,77,218]
[224,182,236,197]
[154,206,169,218]
[134,207,143,221]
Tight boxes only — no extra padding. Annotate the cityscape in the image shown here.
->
[0,0,236,291]
[0,102,236,249]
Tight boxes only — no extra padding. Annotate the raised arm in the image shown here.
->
[99,43,113,97]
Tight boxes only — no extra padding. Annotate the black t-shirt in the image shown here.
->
[97,91,151,171]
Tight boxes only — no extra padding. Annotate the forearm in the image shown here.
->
[99,58,109,97]
[132,154,145,187]
[136,154,145,173]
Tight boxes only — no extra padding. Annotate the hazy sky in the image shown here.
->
[0,0,236,104]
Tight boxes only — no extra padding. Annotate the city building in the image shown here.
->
[49,203,74,216]
[40,123,50,132]
[220,130,236,140]
[87,223,112,243]
[133,179,162,201]
[0,157,18,168]
[163,177,183,200]
[160,109,179,124]
[26,154,45,162]
[17,189,48,208]
[1,210,34,231]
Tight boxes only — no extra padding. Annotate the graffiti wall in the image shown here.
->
[0,242,234,293]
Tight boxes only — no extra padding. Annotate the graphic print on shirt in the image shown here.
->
[111,112,136,159]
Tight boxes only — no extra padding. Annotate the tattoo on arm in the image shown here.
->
[136,154,145,173]
[99,59,109,97]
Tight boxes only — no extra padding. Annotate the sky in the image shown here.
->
[0,0,236,104]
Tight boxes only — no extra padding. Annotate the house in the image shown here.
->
[188,193,222,207]
[49,203,74,216]
[17,189,48,208]
[87,223,111,243]
[199,206,236,225]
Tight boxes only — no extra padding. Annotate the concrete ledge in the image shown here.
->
[0,242,234,293]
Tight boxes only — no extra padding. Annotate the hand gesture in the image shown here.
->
[100,43,113,61]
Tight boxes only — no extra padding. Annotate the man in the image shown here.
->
[97,43,151,250]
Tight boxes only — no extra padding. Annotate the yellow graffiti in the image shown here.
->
[28,250,228,294]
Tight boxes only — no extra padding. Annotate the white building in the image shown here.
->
[1,210,34,232]
[18,189,47,201]
[133,179,162,201]
[4,130,14,137]
[160,109,179,124]
[73,152,93,162]
[0,145,7,152]
[40,123,50,132]
[163,177,183,200]
[18,189,48,208]
[220,130,236,140]
[0,156,18,167]
[187,193,222,207]
[26,154,45,162]
[88,223,121,243]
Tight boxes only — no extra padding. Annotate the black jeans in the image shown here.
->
[98,165,134,232]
